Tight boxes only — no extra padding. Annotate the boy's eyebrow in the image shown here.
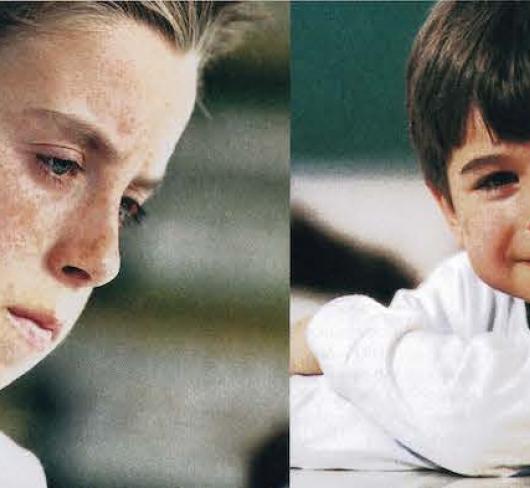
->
[460,153,507,175]
[22,107,120,159]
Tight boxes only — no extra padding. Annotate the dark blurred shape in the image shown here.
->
[291,208,418,305]
[247,426,288,488]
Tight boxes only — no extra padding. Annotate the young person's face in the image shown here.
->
[432,108,530,301]
[0,19,198,386]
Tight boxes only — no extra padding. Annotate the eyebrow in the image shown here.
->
[22,107,120,159]
[24,107,165,196]
[460,153,508,175]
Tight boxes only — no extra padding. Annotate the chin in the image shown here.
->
[0,341,52,389]
[512,289,530,303]
[507,263,530,302]
[0,361,37,389]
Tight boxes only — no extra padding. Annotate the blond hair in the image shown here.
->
[0,1,255,72]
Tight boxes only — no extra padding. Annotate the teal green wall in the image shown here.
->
[292,1,432,167]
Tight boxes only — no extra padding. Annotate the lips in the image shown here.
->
[6,306,61,351]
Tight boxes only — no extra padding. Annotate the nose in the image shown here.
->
[45,198,121,289]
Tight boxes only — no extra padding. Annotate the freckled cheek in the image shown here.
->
[0,167,57,265]
[461,205,514,263]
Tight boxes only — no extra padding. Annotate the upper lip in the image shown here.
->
[7,306,62,338]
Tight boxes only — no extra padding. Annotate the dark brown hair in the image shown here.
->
[407,1,530,198]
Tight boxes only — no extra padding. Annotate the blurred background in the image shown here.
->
[291,1,459,324]
[0,3,288,488]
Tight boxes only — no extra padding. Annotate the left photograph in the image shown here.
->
[0,2,289,488]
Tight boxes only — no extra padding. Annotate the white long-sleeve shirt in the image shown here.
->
[0,432,46,487]
[291,252,530,476]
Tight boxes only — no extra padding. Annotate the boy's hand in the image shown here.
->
[289,316,322,375]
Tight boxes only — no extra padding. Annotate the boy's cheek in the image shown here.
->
[463,210,516,283]
[459,212,498,260]
[451,224,465,249]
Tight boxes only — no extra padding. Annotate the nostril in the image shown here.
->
[62,265,91,282]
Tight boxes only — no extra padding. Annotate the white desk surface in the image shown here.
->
[291,469,530,488]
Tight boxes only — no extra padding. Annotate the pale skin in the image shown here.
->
[290,107,530,375]
[0,18,198,387]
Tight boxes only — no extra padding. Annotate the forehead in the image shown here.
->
[462,109,495,145]
[450,109,512,170]
[447,107,530,185]
[0,17,199,176]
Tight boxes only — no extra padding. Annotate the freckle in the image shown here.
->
[117,111,137,136]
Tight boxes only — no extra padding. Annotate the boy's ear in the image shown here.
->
[427,182,463,247]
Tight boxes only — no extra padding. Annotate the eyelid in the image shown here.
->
[27,143,85,166]
[473,170,519,192]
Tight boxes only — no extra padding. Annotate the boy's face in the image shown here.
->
[432,108,530,301]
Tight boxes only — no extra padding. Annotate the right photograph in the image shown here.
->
[291,1,530,485]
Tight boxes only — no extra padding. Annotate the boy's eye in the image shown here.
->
[119,196,146,227]
[36,154,81,176]
[474,171,519,191]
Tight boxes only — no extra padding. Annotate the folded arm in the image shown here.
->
[307,294,530,476]
[295,254,530,476]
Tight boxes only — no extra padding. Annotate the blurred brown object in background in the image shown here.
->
[291,207,418,305]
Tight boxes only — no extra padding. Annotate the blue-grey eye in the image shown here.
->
[36,154,79,176]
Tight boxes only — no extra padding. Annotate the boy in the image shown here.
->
[291,1,530,477]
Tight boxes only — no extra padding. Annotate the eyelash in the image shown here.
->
[36,153,82,184]
[474,171,519,192]
[35,153,146,227]
[119,196,147,227]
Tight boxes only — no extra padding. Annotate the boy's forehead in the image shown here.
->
[446,107,493,173]
[450,106,504,168]
[449,106,530,176]
[461,107,495,147]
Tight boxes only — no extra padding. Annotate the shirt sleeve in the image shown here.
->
[290,374,437,471]
[0,432,47,487]
[304,253,530,476]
